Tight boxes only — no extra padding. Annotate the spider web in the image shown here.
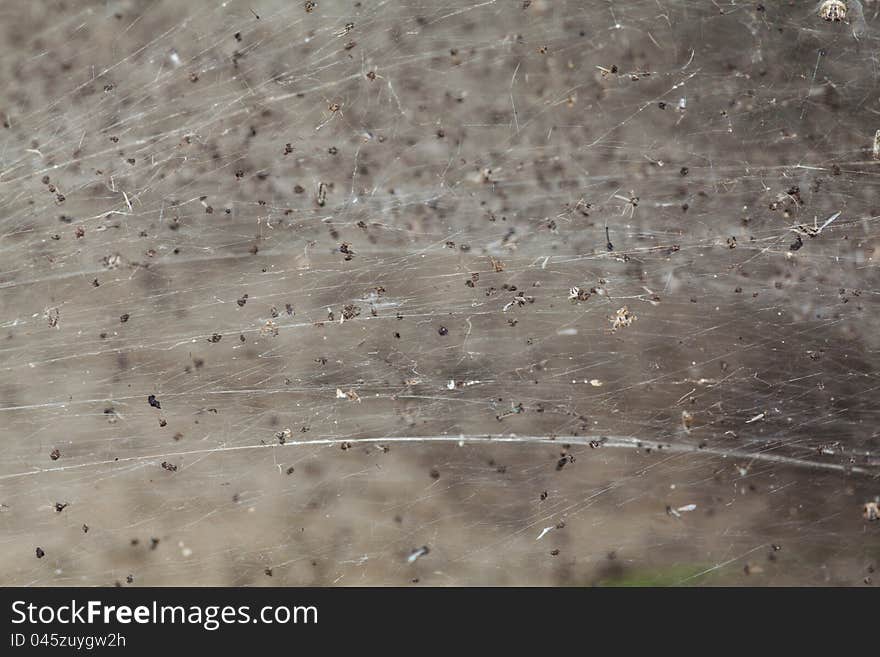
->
[0,0,878,586]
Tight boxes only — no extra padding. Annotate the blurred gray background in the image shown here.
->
[0,0,878,585]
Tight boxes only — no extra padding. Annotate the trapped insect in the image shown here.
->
[819,0,848,21]
[817,1,867,37]
[790,211,841,239]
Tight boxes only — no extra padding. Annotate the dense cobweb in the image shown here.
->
[0,0,878,586]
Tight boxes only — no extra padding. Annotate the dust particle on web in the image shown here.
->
[49,448,61,461]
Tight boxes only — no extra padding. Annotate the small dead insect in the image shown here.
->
[790,211,841,239]
[260,319,279,337]
[568,286,590,302]
[609,306,637,332]
[335,388,361,402]
[612,190,639,218]
[335,22,354,37]
[317,182,328,207]
[816,1,867,36]
[818,1,847,22]
[502,293,532,312]
[341,304,360,320]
